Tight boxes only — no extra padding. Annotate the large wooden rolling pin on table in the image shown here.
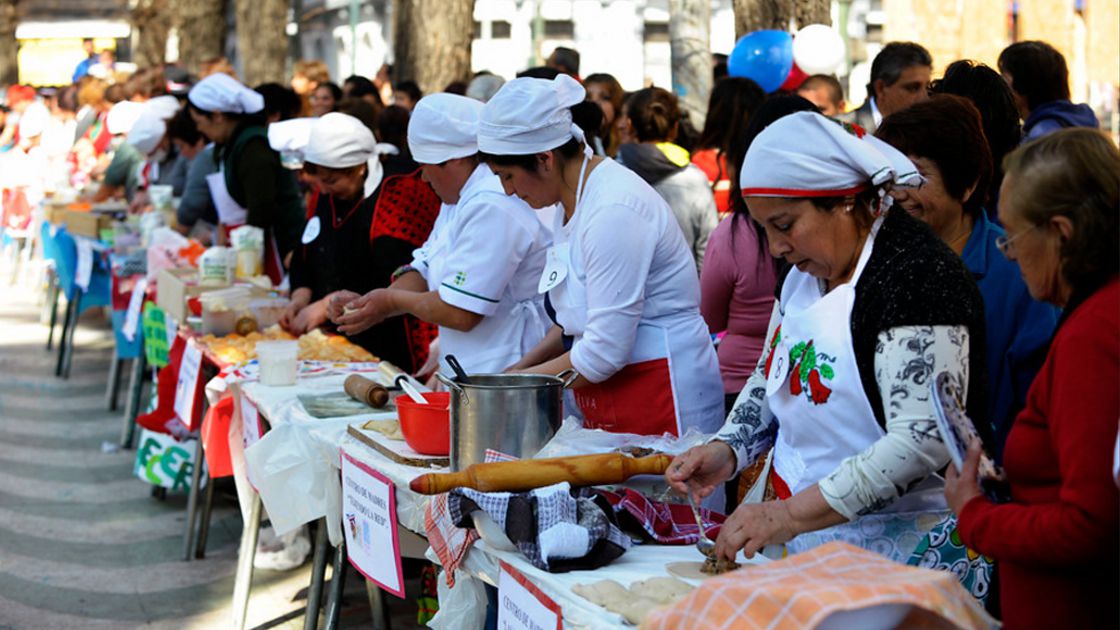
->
[409,452,674,494]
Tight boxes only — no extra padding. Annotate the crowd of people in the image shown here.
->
[1,34,1116,628]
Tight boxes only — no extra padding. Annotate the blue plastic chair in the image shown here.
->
[50,224,112,378]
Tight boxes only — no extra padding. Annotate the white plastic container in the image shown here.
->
[199,287,252,335]
[257,340,298,386]
[249,297,288,329]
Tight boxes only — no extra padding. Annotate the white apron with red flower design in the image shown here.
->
[766,218,882,496]
[763,217,947,562]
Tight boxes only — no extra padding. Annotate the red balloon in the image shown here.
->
[780,63,809,92]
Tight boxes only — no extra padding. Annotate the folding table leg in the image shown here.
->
[323,540,348,630]
[232,492,262,630]
[106,355,123,411]
[54,297,74,377]
[45,276,59,351]
[366,580,392,630]
[120,355,146,449]
[194,467,216,559]
[61,296,80,379]
[183,438,207,561]
[304,520,330,630]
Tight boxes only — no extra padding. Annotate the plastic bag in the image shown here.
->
[534,417,709,459]
[244,423,335,538]
[427,570,488,630]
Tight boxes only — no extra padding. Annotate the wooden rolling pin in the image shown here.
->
[409,452,673,495]
[344,374,390,408]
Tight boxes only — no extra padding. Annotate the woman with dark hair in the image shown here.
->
[281,112,440,370]
[692,77,766,216]
[945,128,1119,630]
[309,81,342,117]
[582,73,624,157]
[187,73,305,283]
[480,75,724,446]
[930,59,1021,213]
[669,112,988,564]
[877,94,1058,460]
[617,86,717,271]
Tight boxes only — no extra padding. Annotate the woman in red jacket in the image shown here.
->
[945,128,1119,629]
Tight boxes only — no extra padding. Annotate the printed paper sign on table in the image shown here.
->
[122,277,149,341]
[173,342,204,430]
[498,560,563,630]
[341,450,404,597]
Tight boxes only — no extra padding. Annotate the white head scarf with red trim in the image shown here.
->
[740,112,922,200]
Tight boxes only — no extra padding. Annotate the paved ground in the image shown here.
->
[0,265,423,629]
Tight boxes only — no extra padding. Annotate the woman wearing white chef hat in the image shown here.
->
[477,75,724,439]
[328,93,551,377]
[278,112,441,372]
[187,73,305,284]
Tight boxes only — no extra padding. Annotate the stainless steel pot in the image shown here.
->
[435,370,577,471]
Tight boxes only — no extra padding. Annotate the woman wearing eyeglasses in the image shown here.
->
[877,95,1059,460]
[944,129,1119,630]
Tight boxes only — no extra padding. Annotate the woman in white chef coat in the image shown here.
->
[328,93,552,375]
[479,75,724,438]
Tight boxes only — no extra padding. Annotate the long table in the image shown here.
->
[227,369,763,629]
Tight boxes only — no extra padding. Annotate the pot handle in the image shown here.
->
[557,368,579,389]
[435,372,469,405]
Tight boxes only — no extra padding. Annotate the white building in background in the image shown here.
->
[296,0,739,92]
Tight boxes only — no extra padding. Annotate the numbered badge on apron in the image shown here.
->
[765,339,791,397]
[538,242,570,293]
[301,216,321,244]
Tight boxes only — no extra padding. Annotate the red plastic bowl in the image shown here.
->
[395,391,450,456]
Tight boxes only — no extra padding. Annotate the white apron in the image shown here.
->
[423,199,549,376]
[766,217,947,562]
[206,167,283,285]
[544,156,723,438]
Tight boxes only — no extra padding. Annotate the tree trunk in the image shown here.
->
[132,0,172,67]
[0,0,19,85]
[794,0,831,29]
[732,0,830,40]
[670,0,712,129]
[172,0,226,76]
[234,0,288,86]
[392,0,475,95]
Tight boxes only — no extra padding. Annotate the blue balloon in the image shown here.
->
[727,30,794,93]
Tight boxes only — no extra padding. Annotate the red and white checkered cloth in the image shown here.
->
[599,488,725,544]
[643,541,995,630]
[424,449,517,586]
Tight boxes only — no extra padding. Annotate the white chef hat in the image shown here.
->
[126,96,182,155]
[106,101,144,135]
[478,74,590,156]
[187,73,264,114]
[408,93,483,165]
[17,102,50,139]
[741,112,923,199]
[304,113,375,168]
[303,112,387,197]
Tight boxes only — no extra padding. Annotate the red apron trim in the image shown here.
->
[741,184,869,198]
[769,465,793,501]
[574,358,678,437]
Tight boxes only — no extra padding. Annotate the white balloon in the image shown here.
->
[793,24,846,75]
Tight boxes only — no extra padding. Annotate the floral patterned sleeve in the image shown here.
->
[819,325,964,520]
[713,304,781,473]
